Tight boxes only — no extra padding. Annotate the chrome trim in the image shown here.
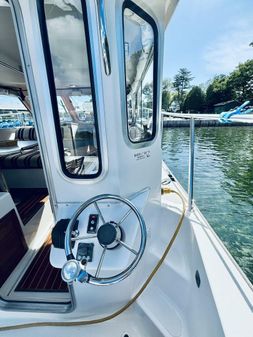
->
[94,201,106,224]
[118,240,138,255]
[95,246,107,277]
[65,194,147,286]
[96,0,111,75]
[61,260,81,284]
[187,118,195,212]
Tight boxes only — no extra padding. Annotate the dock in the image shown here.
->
[162,113,253,127]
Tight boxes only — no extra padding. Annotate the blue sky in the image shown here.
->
[0,95,26,110]
[163,0,253,86]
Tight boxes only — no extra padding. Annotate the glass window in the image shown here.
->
[42,0,101,177]
[0,95,33,128]
[123,3,157,143]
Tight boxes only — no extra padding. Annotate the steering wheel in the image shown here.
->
[61,194,147,286]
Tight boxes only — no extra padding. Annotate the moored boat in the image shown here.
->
[0,0,252,336]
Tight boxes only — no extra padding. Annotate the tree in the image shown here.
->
[142,79,173,111]
[206,75,232,111]
[142,83,153,108]
[173,68,194,111]
[228,59,253,101]
[161,79,172,111]
[183,86,206,113]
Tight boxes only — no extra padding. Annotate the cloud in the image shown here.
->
[46,4,90,89]
[203,19,253,75]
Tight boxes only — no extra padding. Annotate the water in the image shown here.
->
[162,126,253,283]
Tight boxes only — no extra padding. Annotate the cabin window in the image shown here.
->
[123,1,158,143]
[40,0,101,178]
[0,95,33,128]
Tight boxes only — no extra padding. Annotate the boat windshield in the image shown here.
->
[42,0,101,178]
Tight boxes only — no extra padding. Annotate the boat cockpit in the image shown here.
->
[0,1,252,336]
[0,0,165,310]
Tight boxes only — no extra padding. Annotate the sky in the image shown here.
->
[0,95,26,110]
[163,0,253,86]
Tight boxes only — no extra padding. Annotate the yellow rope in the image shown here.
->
[0,188,185,331]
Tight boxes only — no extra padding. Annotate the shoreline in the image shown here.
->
[163,119,253,127]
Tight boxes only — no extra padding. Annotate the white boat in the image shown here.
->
[0,0,252,336]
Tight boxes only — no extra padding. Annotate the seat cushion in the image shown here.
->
[15,127,37,141]
[0,147,42,169]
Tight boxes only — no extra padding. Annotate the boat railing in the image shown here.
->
[163,110,253,212]
[188,117,195,212]
[162,112,196,212]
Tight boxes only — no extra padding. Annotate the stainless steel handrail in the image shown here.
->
[187,117,195,211]
[162,112,195,211]
[96,0,111,75]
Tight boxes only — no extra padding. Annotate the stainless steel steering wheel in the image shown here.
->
[62,194,147,286]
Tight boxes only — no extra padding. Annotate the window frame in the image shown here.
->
[37,0,102,179]
[122,0,159,144]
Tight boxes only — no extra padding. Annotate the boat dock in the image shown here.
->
[163,113,253,127]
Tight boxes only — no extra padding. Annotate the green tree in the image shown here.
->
[143,79,173,111]
[173,68,194,111]
[162,79,172,111]
[228,59,253,101]
[206,75,232,111]
[183,86,206,113]
[142,83,153,108]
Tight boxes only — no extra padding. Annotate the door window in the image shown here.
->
[123,2,158,143]
[41,0,101,178]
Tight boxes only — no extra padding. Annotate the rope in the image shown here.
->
[0,188,185,331]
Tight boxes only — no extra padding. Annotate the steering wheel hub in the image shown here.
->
[97,222,122,249]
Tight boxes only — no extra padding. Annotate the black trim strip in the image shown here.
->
[37,0,102,179]
[122,0,159,144]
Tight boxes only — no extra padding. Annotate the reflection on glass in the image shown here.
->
[0,95,33,128]
[44,0,99,176]
[124,8,155,142]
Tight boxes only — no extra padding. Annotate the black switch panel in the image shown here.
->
[87,214,99,233]
[77,243,94,262]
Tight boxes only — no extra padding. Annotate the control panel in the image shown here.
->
[87,214,98,233]
[77,243,94,262]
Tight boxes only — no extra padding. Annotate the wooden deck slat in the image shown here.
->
[16,238,68,293]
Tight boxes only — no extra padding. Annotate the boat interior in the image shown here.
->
[0,0,252,336]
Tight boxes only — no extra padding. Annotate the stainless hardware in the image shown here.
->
[187,117,195,212]
[64,194,147,286]
[162,113,195,212]
[71,230,80,238]
[96,0,111,75]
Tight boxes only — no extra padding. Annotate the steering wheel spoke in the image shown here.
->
[118,208,133,225]
[95,246,107,277]
[118,240,138,255]
[94,201,106,224]
[71,234,97,241]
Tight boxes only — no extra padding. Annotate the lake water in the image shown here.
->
[162,126,253,283]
